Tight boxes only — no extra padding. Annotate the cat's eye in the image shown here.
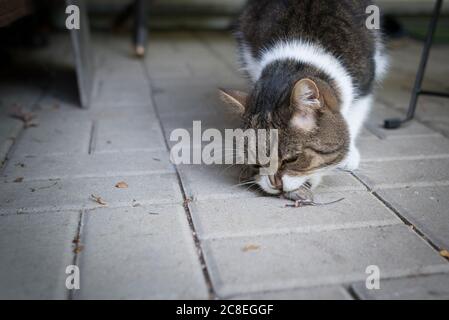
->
[283,156,298,164]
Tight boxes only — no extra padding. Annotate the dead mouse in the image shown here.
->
[282,184,344,208]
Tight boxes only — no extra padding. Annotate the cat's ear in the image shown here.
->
[290,79,321,131]
[291,78,321,107]
[218,88,248,114]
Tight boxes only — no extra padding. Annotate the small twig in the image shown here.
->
[9,105,38,128]
[90,194,107,206]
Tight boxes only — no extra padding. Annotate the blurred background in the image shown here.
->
[1,0,449,41]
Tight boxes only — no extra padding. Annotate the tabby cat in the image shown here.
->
[220,0,387,194]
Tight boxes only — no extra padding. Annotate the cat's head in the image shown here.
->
[219,77,350,194]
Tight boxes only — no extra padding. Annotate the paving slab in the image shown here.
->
[75,205,208,299]
[352,273,449,300]
[179,164,365,202]
[367,102,439,139]
[355,158,449,190]
[0,211,79,299]
[377,186,449,249]
[162,116,242,151]
[3,151,174,182]
[0,174,182,215]
[178,164,258,201]
[11,113,92,157]
[202,225,449,297]
[161,110,241,133]
[154,85,245,118]
[190,191,400,240]
[359,136,449,162]
[94,116,166,153]
[231,286,352,300]
[0,84,44,111]
[422,117,449,138]
[196,32,240,71]
[0,116,22,164]
[92,86,153,108]
[151,75,248,94]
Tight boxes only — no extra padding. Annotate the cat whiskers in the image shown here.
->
[230,180,257,189]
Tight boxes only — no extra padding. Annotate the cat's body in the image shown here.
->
[220,0,387,194]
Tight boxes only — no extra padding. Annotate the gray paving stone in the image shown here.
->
[0,174,182,215]
[162,115,242,150]
[75,205,208,299]
[359,136,449,162]
[147,62,192,80]
[92,85,153,108]
[0,85,44,111]
[11,112,92,157]
[316,172,367,192]
[90,103,156,117]
[161,110,241,133]
[202,225,449,297]
[94,116,167,153]
[352,273,449,300]
[411,96,449,121]
[3,151,174,182]
[358,126,378,140]
[179,165,365,201]
[367,102,439,139]
[232,286,352,300]
[422,117,449,138]
[151,75,248,94]
[154,85,246,118]
[0,211,79,299]
[190,191,400,240]
[19,103,157,127]
[196,32,240,70]
[377,186,449,249]
[0,116,22,164]
[355,158,449,190]
[178,164,258,201]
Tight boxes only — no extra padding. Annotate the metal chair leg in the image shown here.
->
[384,0,444,129]
[134,0,147,57]
[67,0,94,109]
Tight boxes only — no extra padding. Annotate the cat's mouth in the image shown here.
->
[256,174,308,194]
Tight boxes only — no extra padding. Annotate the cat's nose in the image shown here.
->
[268,174,283,190]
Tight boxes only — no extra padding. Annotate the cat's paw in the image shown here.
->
[340,147,360,171]
[306,174,323,190]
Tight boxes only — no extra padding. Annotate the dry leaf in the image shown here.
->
[74,245,84,254]
[242,244,260,252]
[440,249,449,258]
[183,197,194,207]
[115,181,128,189]
[13,177,24,183]
[91,194,107,205]
[9,105,38,128]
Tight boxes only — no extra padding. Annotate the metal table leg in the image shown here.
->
[384,0,446,129]
[67,0,94,109]
[134,0,147,57]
